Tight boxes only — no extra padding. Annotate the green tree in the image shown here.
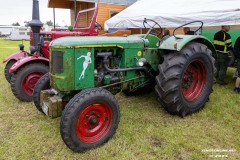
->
[45,20,53,26]
[12,22,20,26]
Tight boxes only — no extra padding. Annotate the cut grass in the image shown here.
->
[0,39,239,159]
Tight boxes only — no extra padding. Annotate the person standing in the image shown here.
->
[162,29,170,39]
[183,27,195,35]
[234,36,240,93]
[213,26,232,85]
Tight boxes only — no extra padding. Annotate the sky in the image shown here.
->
[0,0,71,26]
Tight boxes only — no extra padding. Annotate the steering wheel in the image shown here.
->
[143,18,162,37]
[95,22,103,30]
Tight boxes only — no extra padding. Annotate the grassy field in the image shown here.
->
[0,38,239,159]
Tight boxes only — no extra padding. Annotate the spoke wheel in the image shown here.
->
[143,18,162,37]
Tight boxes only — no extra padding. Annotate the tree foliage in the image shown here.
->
[12,22,20,26]
[45,20,53,26]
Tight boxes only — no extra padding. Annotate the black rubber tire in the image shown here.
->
[228,50,235,66]
[60,88,120,152]
[155,42,215,117]
[10,63,49,102]
[33,73,50,113]
[4,60,16,83]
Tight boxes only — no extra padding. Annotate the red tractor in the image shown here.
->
[3,0,101,101]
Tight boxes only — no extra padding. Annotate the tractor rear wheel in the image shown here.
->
[155,42,215,117]
[4,60,16,83]
[33,73,50,113]
[10,63,48,101]
[60,88,120,152]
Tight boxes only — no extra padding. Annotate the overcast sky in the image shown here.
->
[0,0,71,26]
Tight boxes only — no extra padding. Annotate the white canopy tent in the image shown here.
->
[104,0,240,30]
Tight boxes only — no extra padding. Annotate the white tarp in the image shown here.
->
[104,0,240,30]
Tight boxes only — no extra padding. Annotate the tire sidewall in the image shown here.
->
[61,89,120,152]
[33,73,50,112]
[4,60,16,82]
[12,63,48,101]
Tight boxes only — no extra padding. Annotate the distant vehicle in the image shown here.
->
[5,27,30,40]
[0,25,16,37]
[3,0,101,102]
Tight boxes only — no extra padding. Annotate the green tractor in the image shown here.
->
[33,19,216,152]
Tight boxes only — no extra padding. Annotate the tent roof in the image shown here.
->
[104,0,240,30]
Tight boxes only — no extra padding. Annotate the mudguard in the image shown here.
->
[159,35,216,58]
[2,51,29,63]
[9,56,49,73]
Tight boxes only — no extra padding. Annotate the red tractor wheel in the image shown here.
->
[60,88,120,152]
[4,60,16,83]
[10,63,48,101]
[155,42,215,117]
[182,60,207,102]
[33,73,50,112]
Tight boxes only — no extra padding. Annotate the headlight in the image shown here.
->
[137,58,147,67]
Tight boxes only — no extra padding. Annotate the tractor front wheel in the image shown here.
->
[33,73,50,112]
[10,63,49,101]
[4,60,16,83]
[155,42,215,117]
[60,88,120,152]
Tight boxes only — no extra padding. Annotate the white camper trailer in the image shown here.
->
[0,25,14,37]
[5,27,30,40]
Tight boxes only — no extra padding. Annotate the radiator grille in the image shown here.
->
[52,51,63,73]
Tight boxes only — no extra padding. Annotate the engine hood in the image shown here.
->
[50,35,147,49]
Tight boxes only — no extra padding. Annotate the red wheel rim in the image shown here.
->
[22,72,44,96]
[75,102,113,143]
[182,60,207,102]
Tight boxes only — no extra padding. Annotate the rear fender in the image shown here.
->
[159,35,216,58]
[2,51,30,63]
[9,56,49,73]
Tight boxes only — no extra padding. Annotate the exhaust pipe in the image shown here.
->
[29,0,43,47]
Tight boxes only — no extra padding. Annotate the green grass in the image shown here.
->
[0,38,239,159]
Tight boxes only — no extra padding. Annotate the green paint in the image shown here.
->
[159,35,216,57]
[44,32,216,118]
[50,48,75,91]
[104,75,112,85]
[142,48,162,71]
[202,29,240,46]
[75,48,94,90]
[51,36,145,49]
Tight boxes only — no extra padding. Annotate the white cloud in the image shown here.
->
[0,0,70,26]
